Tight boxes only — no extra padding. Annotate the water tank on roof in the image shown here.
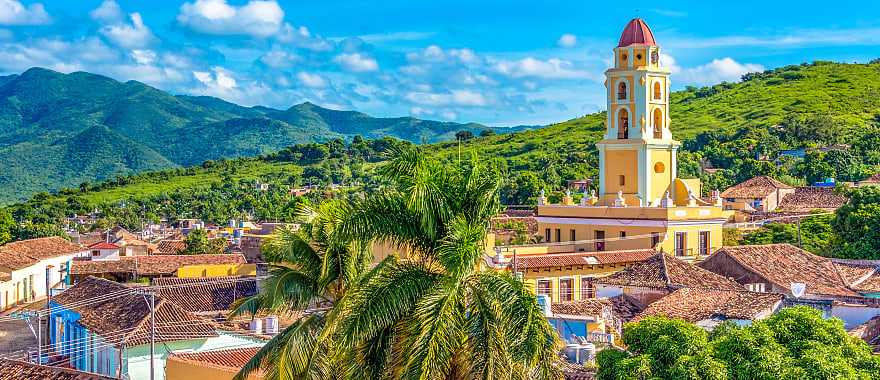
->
[249,318,263,334]
[264,316,279,335]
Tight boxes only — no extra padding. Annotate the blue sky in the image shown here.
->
[1,0,880,126]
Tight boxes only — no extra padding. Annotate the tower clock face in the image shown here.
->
[651,51,659,64]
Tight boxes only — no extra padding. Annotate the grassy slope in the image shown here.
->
[20,61,880,206]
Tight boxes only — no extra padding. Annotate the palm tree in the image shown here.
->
[328,147,562,379]
[231,200,371,380]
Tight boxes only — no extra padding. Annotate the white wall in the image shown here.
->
[124,332,264,380]
[0,252,82,310]
[90,248,120,261]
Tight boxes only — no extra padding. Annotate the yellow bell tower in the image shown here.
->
[597,18,679,207]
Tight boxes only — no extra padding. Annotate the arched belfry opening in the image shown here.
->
[653,81,662,100]
[653,108,663,138]
[618,109,629,139]
[617,82,627,100]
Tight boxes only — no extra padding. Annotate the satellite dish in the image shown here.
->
[791,283,806,298]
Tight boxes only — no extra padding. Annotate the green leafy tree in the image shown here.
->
[598,307,880,380]
[831,186,880,259]
[181,228,226,255]
[13,221,68,241]
[0,209,15,244]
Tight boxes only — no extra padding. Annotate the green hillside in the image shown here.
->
[0,68,526,203]
[6,60,880,225]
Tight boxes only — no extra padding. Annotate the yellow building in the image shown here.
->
[534,18,730,258]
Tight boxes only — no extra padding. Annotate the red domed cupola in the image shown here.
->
[618,18,657,47]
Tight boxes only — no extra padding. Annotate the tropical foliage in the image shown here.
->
[597,307,880,380]
[233,148,560,379]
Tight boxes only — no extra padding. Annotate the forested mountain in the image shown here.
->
[7,60,880,215]
[0,67,526,203]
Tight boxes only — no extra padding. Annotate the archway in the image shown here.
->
[653,81,662,100]
[618,109,629,139]
[653,108,663,138]
[617,81,627,100]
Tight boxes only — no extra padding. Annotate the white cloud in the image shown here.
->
[193,66,237,90]
[666,28,880,50]
[90,0,123,23]
[259,49,299,69]
[405,90,488,107]
[557,33,577,48]
[100,12,155,49]
[493,57,595,80]
[177,0,284,38]
[334,53,378,72]
[130,49,157,65]
[0,0,49,25]
[357,31,435,43]
[276,23,333,51]
[297,71,326,88]
[667,55,764,85]
[406,45,480,65]
[441,111,457,120]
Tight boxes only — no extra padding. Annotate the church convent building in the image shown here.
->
[532,18,730,258]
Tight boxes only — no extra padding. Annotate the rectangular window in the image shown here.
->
[595,230,606,251]
[699,231,710,256]
[545,228,551,242]
[537,279,552,298]
[92,250,100,257]
[620,231,626,239]
[746,283,766,293]
[559,278,574,302]
[570,229,576,242]
[675,232,687,256]
[581,277,595,299]
[619,175,625,186]
[555,229,561,243]
[651,232,660,248]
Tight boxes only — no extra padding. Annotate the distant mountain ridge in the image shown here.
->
[0,67,531,203]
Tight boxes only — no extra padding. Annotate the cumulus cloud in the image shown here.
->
[90,0,123,23]
[557,33,577,48]
[492,57,595,80]
[0,0,50,25]
[297,71,326,88]
[276,23,332,51]
[664,54,763,85]
[259,49,299,69]
[100,12,156,49]
[194,67,237,90]
[177,0,284,38]
[334,53,378,72]
[406,45,479,65]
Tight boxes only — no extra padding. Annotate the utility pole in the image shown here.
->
[149,291,155,380]
[796,216,803,248]
[138,289,156,380]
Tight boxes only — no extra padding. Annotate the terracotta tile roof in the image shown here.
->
[70,254,247,276]
[595,253,742,291]
[720,176,792,198]
[0,359,116,380]
[633,288,783,323]
[618,18,656,47]
[778,187,847,211]
[153,276,257,313]
[560,360,595,380]
[512,249,655,269]
[168,347,260,373]
[157,240,186,255]
[832,261,880,293]
[51,277,218,347]
[709,244,862,298]
[0,237,86,273]
[552,298,611,319]
[87,241,119,250]
[551,294,645,323]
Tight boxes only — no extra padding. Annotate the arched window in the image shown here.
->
[617,82,627,100]
[653,81,662,100]
[653,108,663,138]
[618,109,629,139]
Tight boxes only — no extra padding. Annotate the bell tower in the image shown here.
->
[597,18,680,207]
